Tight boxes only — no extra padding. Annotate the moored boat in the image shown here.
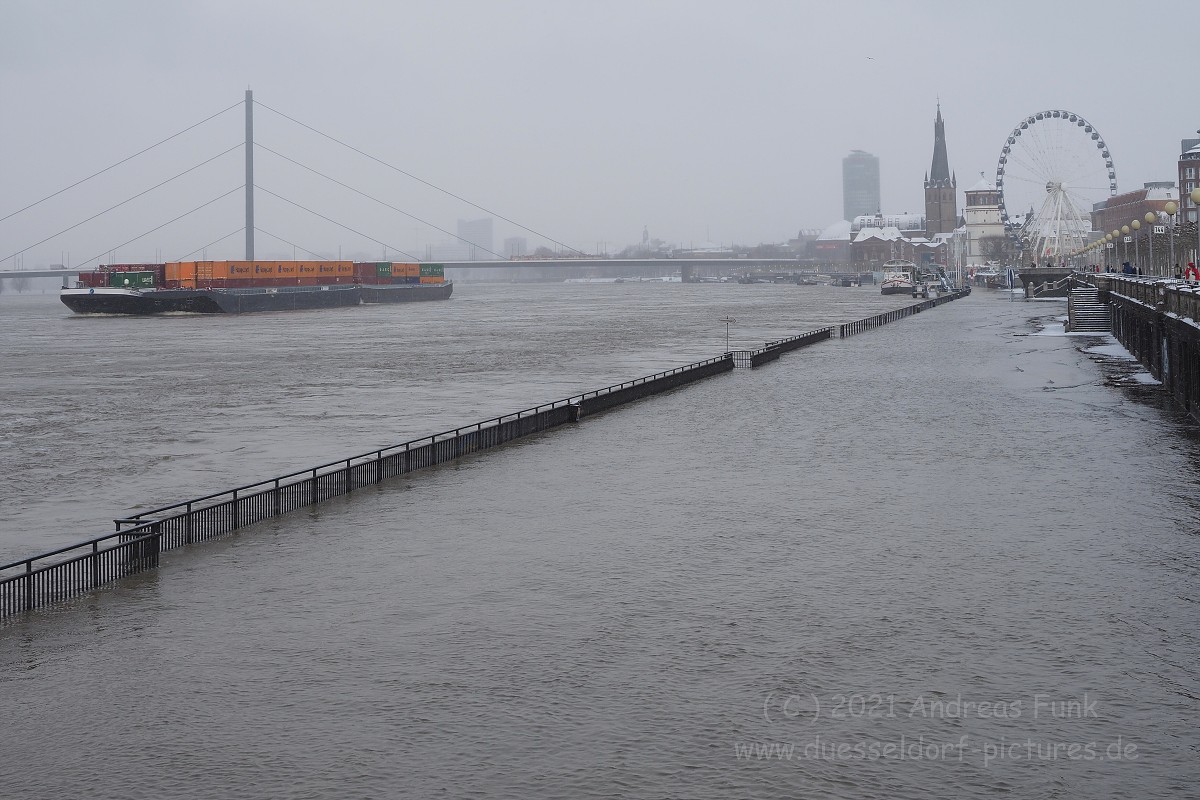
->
[880,259,917,295]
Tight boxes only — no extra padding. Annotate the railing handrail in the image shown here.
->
[0,352,733,576]
[7,528,163,582]
[0,302,956,579]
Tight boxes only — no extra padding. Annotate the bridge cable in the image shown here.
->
[256,142,507,260]
[254,100,586,256]
[173,227,246,262]
[254,185,422,262]
[253,227,333,261]
[0,143,244,265]
[73,186,244,268]
[0,100,242,225]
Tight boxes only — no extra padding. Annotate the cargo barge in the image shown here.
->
[61,260,452,314]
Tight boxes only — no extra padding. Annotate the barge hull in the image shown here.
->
[61,282,453,315]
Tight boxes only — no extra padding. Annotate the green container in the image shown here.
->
[376,262,392,277]
[109,271,155,288]
[419,263,445,277]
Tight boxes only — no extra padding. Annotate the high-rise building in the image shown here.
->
[842,151,880,222]
[457,218,494,261]
[503,236,528,258]
[924,104,958,238]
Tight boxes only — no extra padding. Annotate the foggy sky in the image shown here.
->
[0,0,1192,267]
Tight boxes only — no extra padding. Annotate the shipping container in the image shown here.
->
[108,271,156,288]
[419,263,445,277]
[166,262,198,285]
[419,275,445,284]
[376,262,392,277]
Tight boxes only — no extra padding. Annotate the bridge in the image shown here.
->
[0,258,848,287]
[0,90,848,285]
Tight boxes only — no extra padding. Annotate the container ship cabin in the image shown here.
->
[60,260,451,314]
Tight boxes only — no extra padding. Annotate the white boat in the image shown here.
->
[880,260,917,295]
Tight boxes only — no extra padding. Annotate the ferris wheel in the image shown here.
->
[996,110,1116,263]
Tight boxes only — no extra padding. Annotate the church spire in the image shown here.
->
[929,102,951,184]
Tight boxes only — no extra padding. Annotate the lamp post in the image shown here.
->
[1145,211,1158,276]
[1131,219,1142,274]
[719,316,735,352]
[1165,200,1178,276]
[1105,234,1112,270]
[1192,188,1200,273]
[1122,225,1130,268]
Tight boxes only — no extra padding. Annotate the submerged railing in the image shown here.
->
[1,290,970,621]
[0,354,733,619]
[728,327,834,368]
[839,290,967,338]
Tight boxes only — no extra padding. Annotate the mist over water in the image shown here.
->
[2,286,1198,799]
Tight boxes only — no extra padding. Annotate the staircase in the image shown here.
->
[1067,287,1111,332]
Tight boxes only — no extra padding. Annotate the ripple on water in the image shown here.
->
[1,291,1198,798]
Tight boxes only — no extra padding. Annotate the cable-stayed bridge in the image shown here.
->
[0,90,625,276]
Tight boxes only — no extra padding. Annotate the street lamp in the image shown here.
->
[1131,219,1142,274]
[719,316,735,352]
[1192,187,1200,273]
[1165,200,1178,276]
[1145,211,1157,276]
[1121,225,1130,268]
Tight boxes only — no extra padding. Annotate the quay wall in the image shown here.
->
[1094,275,1200,421]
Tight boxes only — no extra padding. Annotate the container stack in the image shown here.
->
[84,260,448,290]
[419,263,445,284]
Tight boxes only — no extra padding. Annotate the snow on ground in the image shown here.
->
[1131,371,1163,385]
[1083,342,1137,360]
[1031,321,1111,337]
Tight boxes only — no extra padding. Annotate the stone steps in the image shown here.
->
[1068,288,1112,332]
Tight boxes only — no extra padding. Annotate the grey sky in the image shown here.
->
[0,0,1191,266]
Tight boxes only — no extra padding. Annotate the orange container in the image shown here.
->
[166,262,198,288]
[394,262,420,277]
[165,263,185,282]
[276,262,300,280]
[419,276,445,284]
[201,261,229,279]
[226,261,255,279]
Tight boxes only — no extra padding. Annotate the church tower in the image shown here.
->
[924,104,957,238]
